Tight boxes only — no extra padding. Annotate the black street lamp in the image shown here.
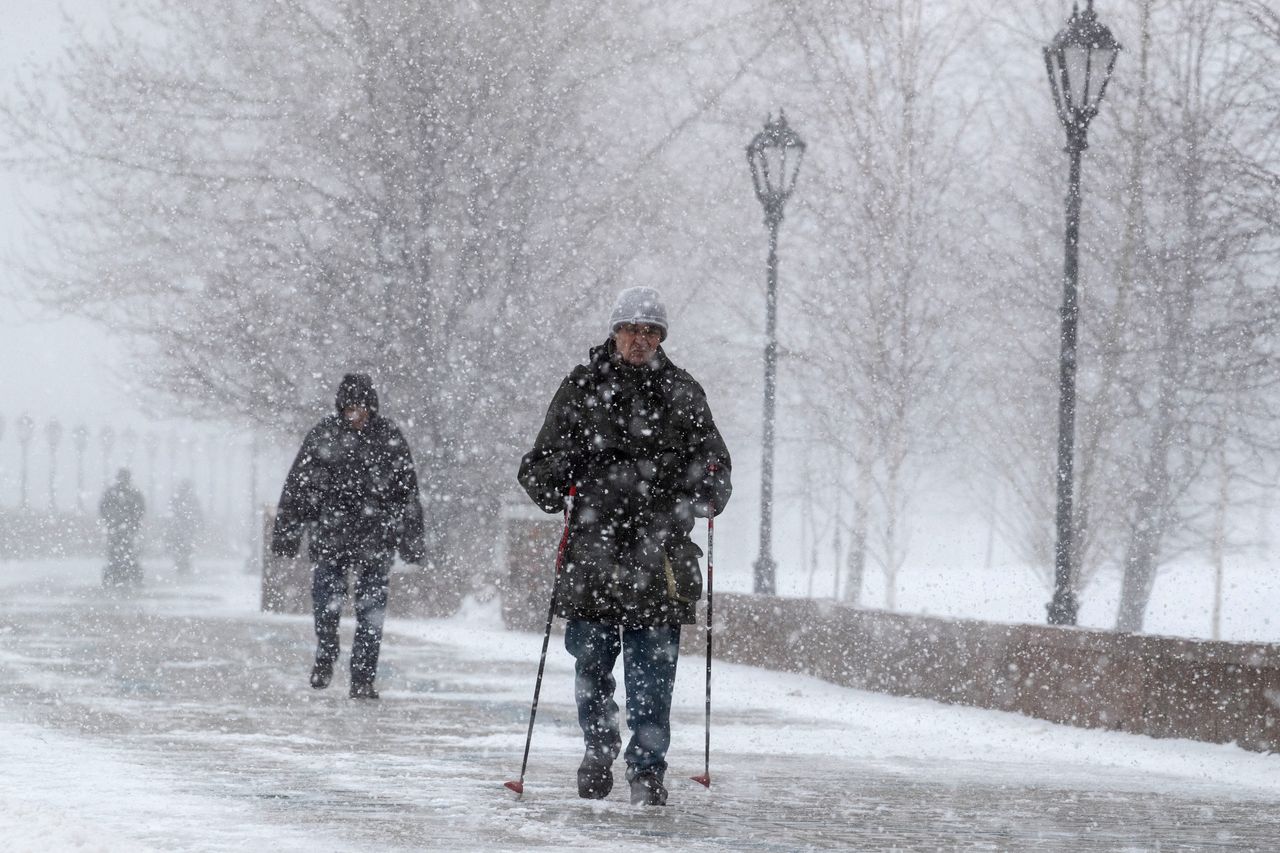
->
[747,111,805,596]
[1043,2,1120,626]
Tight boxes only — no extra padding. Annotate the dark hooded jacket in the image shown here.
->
[271,374,426,563]
[518,340,731,626]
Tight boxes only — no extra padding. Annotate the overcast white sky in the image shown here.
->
[0,1,130,427]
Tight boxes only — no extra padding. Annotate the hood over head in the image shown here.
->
[335,372,379,415]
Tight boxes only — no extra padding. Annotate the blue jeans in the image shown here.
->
[564,619,681,780]
[312,551,392,685]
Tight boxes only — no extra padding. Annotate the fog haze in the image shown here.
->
[1,2,125,426]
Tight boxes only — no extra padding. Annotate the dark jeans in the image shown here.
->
[564,619,681,780]
[104,534,142,587]
[312,551,393,685]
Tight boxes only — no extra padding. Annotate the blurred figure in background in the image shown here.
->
[168,479,203,575]
[100,468,146,587]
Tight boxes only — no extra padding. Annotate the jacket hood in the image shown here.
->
[335,372,379,415]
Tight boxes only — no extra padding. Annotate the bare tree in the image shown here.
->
[1110,0,1280,631]
[2,0,734,577]
[784,0,978,608]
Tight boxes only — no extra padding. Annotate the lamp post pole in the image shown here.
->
[756,207,781,596]
[747,111,805,596]
[1043,1,1120,626]
[1048,128,1085,626]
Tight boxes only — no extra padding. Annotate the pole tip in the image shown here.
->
[504,780,524,795]
[691,773,711,788]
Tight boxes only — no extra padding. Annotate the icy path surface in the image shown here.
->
[2,561,1279,852]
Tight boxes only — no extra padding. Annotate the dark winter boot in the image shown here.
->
[628,770,667,806]
[577,752,614,799]
[310,659,333,690]
[349,680,379,700]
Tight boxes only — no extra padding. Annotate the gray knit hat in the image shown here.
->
[609,286,668,341]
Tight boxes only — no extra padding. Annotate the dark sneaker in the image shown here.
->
[577,755,614,799]
[628,771,667,806]
[310,659,333,690]
[349,681,379,700]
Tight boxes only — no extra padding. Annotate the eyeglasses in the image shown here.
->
[617,324,662,340]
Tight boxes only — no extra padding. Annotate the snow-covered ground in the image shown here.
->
[2,559,1279,851]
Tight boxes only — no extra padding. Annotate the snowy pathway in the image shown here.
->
[2,560,1279,851]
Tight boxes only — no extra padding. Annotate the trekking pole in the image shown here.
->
[691,493,716,789]
[505,485,575,797]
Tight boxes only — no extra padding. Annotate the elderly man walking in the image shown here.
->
[518,286,731,805]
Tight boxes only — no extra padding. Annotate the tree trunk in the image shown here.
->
[1115,299,1182,634]
[803,444,818,598]
[843,444,872,606]
[881,430,906,612]
[1116,0,1210,634]
[1211,443,1229,640]
[983,483,999,571]
[1115,479,1167,633]
[1258,479,1274,559]
[882,508,898,611]
[1074,0,1155,590]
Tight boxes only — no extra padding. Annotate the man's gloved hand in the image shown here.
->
[689,496,716,519]
[520,449,581,513]
[550,450,580,487]
[691,462,728,518]
[672,494,697,525]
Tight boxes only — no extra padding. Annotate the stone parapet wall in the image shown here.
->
[705,593,1280,754]
[262,505,1280,755]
